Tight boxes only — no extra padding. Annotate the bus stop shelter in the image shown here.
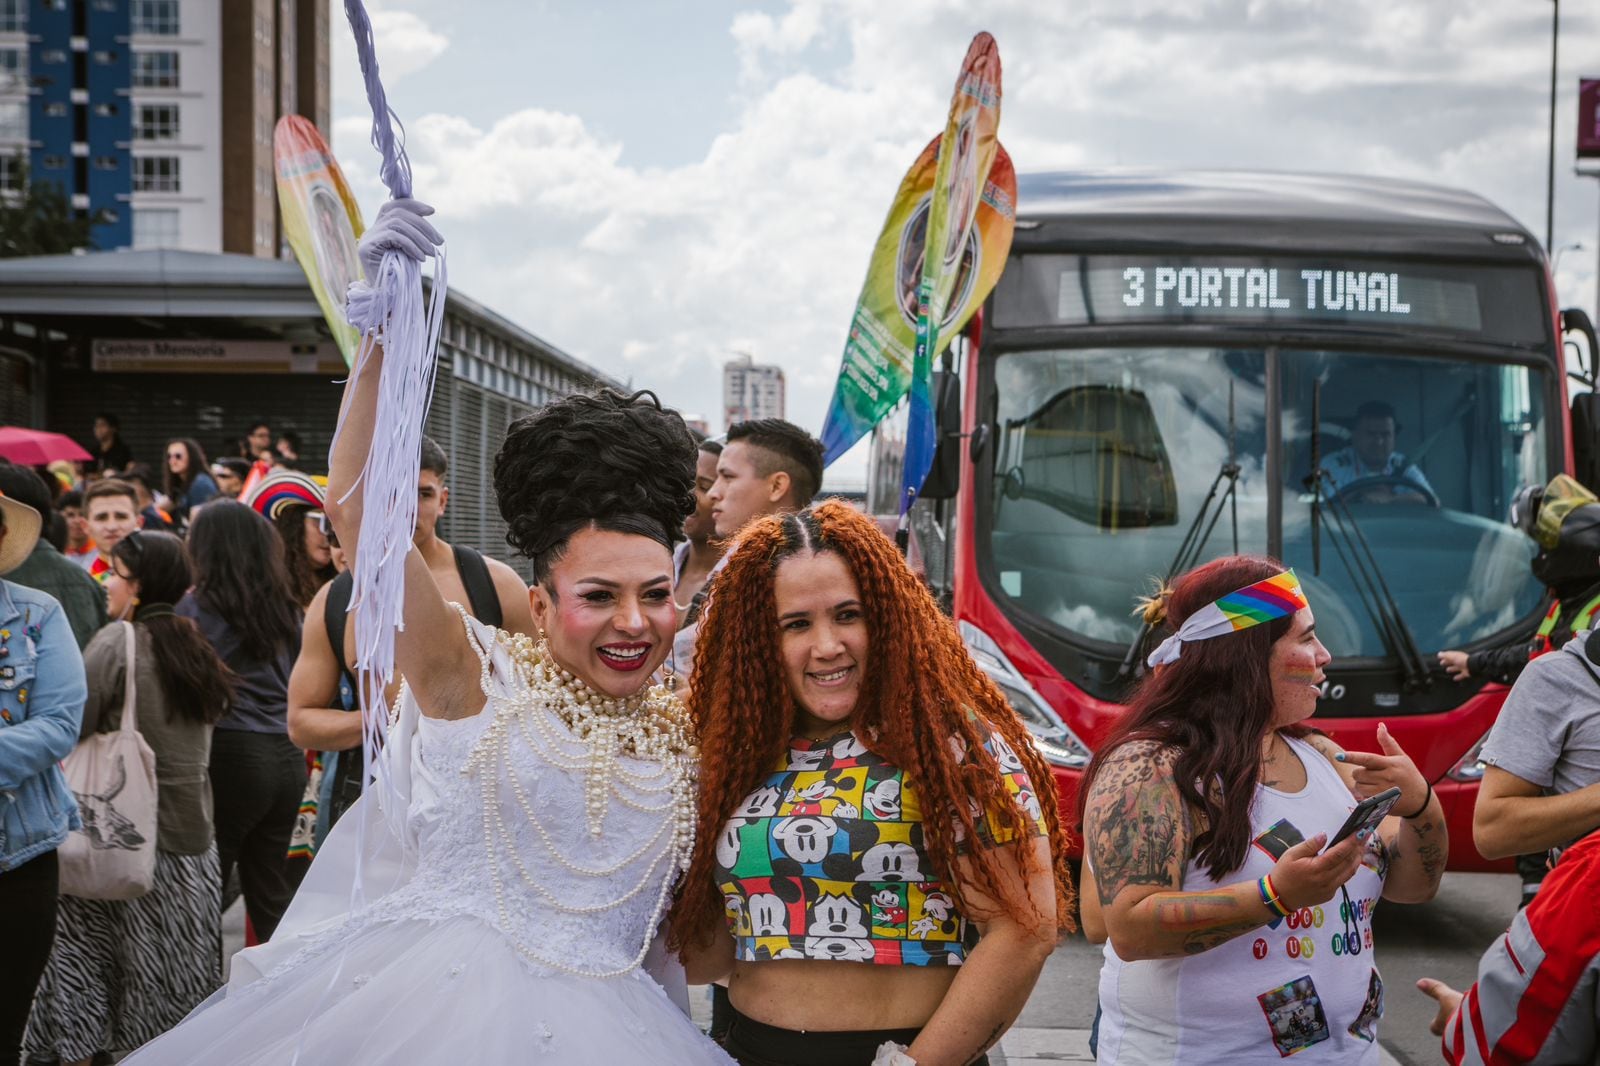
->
[0,249,619,574]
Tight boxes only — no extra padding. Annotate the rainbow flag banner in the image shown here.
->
[819,33,1011,478]
[274,115,366,367]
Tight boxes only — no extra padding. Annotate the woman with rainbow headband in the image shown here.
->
[1081,555,1446,1064]
[671,501,1075,1066]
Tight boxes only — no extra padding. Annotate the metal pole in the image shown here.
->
[1548,0,1560,252]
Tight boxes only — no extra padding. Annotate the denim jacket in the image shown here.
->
[0,579,86,871]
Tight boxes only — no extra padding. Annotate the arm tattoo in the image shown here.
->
[1086,742,1188,908]
[1182,918,1264,956]
[974,1020,1007,1057]
[1153,892,1244,931]
[1408,815,1445,883]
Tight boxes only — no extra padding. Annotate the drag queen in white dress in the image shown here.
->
[124,205,733,1065]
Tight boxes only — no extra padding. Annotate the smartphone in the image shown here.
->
[1327,787,1402,849]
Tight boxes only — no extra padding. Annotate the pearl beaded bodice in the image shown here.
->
[367,615,695,980]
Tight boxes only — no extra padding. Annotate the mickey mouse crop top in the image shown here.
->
[714,726,1047,966]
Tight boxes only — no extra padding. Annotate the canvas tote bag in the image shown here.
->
[59,621,160,900]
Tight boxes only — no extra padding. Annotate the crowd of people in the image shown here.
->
[0,411,397,1066]
[1,198,1596,1066]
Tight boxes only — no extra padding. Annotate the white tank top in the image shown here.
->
[1096,734,1388,1065]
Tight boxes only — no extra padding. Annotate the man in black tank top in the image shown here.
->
[286,436,535,841]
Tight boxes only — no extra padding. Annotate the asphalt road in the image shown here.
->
[223,870,1519,1064]
[1019,870,1522,1066]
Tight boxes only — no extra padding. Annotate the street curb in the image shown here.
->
[995,1027,1405,1065]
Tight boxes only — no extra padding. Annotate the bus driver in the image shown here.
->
[1321,400,1433,504]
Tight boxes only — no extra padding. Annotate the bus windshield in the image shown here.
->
[987,345,1548,658]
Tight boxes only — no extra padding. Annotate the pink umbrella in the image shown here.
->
[0,426,94,465]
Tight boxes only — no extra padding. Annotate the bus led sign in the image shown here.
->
[987,253,1546,339]
[1118,266,1412,316]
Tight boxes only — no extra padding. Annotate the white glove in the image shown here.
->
[357,197,442,278]
[872,1042,917,1066]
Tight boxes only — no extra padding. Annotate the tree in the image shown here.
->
[0,153,110,258]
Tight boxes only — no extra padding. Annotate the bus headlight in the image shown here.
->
[1447,730,1492,782]
[959,620,1093,769]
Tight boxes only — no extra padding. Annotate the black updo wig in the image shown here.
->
[493,388,697,584]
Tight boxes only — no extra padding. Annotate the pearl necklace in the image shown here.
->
[461,631,697,980]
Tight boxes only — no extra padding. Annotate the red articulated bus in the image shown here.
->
[870,169,1600,871]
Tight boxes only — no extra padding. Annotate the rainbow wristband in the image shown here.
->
[1257,875,1292,919]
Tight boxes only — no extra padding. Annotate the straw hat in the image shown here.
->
[0,489,42,576]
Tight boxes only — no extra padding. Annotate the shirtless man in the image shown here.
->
[286,436,534,837]
[674,439,726,626]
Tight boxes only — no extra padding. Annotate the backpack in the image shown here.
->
[326,544,501,696]
[58,621,160,900]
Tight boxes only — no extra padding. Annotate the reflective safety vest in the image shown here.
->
[1531,592,1600,658]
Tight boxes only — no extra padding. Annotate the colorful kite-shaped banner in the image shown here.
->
[818,33,1012,484]
[899,32,1004,514]
[274,114,366,367]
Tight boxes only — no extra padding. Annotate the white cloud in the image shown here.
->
[332,1,1600,481]
[369,10,449,80]
[731,1,825,81]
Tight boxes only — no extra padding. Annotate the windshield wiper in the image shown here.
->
[1304,382,1431,692]
[1118,383,1241,678]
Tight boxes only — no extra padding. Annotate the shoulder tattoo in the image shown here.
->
[1085,741,1189,908]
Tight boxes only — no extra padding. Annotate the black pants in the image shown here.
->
[210,729,307,942]
[0,849,59,1066]
[723,1005,990,1066]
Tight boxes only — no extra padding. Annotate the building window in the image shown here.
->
[0,49,22,79]
[92,50,117,65]
[0,154,19,190]
[133,103,177,140]
[42,101,67,118]
[132,207,178,247]
[92,155,117,170]
[40,49,66,64]
[92,0,118,10]
[130,0,178,35]
[131,155,179,192]
[0,100,23,137]
[41,154,66,169]
[0,0,20,33]
[92,101,118,117]
[132,50,178,87]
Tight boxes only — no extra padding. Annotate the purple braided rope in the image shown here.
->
[343,0,412,199]
[291,12,448,1060]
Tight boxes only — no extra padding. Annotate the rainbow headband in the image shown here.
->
[1146,570,1309,668]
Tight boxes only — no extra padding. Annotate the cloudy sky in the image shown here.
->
[330,0,1600,481]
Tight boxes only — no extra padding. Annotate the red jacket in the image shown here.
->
[1443,831,1600,1064]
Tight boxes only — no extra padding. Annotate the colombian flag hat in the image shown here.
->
[243,470,326,521]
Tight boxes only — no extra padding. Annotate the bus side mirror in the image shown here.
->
[1565,309,1600,494]
[1573,393,1600,495]
[1564,308,1598,391]
[969,421,991,463]
[918,369,964,501]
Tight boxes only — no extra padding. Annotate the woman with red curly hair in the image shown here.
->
[672,501,1074,1066]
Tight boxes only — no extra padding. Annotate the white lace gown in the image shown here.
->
[124,616,733,1065]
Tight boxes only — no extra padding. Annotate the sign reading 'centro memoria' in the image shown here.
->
[91,338,346,374]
